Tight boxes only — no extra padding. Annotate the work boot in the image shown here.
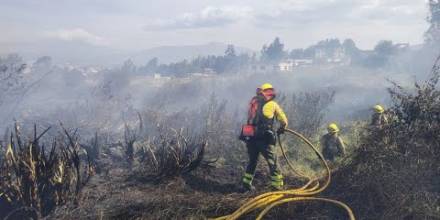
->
[241,173,255,192]
[241,183,256,192]
[270,174,284,191]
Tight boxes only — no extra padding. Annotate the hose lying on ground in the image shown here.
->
[213,128,355,220]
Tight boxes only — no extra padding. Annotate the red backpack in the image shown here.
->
[240,96,264,140]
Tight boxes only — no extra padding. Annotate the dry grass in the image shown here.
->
[0,124,94,219]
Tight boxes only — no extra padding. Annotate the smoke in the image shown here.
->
[0,47,438,138]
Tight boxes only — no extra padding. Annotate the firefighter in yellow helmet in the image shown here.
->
[321,123,346,161]
[242,83,288,191]
[371,105,388,127]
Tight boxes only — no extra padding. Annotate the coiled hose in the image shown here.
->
[213,128,355,220]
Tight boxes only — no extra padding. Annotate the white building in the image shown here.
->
[278,60,295,72]
[277,59,314,72]
[292,59,313,66]
[153,73,171,80]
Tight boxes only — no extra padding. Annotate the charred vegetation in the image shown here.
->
[327,56,440,220]
[0,124,94,219]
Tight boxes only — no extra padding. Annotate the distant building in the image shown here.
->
[251,64,278,73]
[188,68,216,78]
[203,68,216,75]
[153,73,171,80]
[278,60,294,72]
[395,43,410,50]
[292,59,313,67]
[276,59,314,72]
[190,72,213,78]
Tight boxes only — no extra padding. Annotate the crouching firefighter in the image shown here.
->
[321,123,346,162]
[371,104,388,128]
[239,83,288,191]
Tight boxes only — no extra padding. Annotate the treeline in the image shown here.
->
[129,37,417,77]
[133,0,440,77]
[137,45,255,76]
[288,38,410,66]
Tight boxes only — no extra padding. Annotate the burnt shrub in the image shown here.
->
[137,127,207,182]
[0,124,94,219]
[327,56,440,220]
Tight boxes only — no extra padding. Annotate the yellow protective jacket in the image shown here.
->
[261,100,288,127]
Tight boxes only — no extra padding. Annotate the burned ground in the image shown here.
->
[47,159,323,220]
[2,59,440,219]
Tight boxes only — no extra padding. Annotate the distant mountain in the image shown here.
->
[3,41,254,67]
[130,42,254,64]
[4,39,128,67]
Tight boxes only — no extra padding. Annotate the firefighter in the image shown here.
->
[371,105,388,127]
[242,83,288,191]
[321,123,346,162]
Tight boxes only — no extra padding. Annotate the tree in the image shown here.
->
[261,37,285,63]
[222,45,239,73]
[0,54,27,106]
[342,39,359,55]
[315,39,342,58]
[225,44,236,58]
[374,40,396,56]
[152,45,251,76]
[121,59,136,74]
[364,40,397,68]
[140,57,158,74]
[425,0,440,45]
[316,39,341,50]
[301,38,342,60]
[289,49,304,59]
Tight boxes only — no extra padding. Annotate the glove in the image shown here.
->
[277,127,285,135]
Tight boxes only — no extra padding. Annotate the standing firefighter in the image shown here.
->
[321,123,346,161]
[371,104,388,127]
[240,83,288,191]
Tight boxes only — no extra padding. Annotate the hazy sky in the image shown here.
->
[0,0,429,52]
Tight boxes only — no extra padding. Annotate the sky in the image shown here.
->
[0,0,430,54]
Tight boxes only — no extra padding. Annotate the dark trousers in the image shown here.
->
[245,139,280,176]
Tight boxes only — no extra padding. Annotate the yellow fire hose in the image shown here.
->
[213,128,355,220]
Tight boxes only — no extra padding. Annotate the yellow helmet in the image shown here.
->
[327,123,340,133]
[260,83,274,91]
[373,105,385,113]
